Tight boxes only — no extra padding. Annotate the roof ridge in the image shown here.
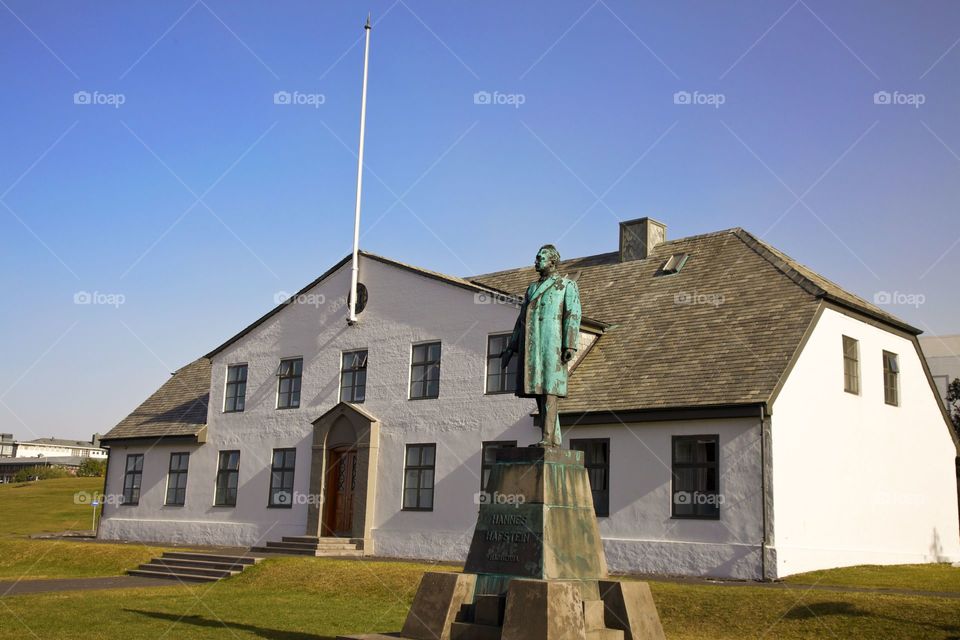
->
[731,229,826,297]
[470,228,746,280]
[732,229,919,334]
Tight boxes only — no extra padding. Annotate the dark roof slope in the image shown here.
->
[472,228,915,414]
[101,358,210,442]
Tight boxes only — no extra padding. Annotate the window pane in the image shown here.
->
[428,343,441,362]
[403,488,419,509]
[420,469,434,490]
[413,345,426,363]
[419,489,433,509]
[405,469,420,489]
[421,446,435,467]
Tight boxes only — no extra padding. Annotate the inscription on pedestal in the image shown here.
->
[465,504,544,576]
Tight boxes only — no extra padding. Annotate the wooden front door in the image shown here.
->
[324,448,357,537]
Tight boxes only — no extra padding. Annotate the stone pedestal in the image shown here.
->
[337,447,665,640]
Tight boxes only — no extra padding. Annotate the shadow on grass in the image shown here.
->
[126,609,337,640]
[784,601,960,638]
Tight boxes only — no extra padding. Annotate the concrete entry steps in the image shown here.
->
[250,536,364,557]
[127,551,262,583]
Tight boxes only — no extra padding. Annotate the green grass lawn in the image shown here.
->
[784,562,960,594]
[0,477,171,579]
[1,557,958,640]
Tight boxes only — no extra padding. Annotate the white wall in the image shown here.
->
[770,306,960,577]
[100,256,534,549]
[564,418,765,580]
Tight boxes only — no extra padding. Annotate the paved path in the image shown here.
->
[0,575,178,597]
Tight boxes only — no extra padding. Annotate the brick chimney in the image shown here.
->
[619,217,666,261]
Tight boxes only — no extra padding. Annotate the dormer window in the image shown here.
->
[659,254,688,275]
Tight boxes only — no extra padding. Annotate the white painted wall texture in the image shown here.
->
[770,306,960,577]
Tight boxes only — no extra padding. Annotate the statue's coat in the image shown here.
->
[507,274,582,398]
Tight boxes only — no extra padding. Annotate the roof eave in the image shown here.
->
[560,403,766,425]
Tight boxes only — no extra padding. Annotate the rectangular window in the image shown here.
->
[215,450,240,506]
[122,454,144,505]
[410,342,441,400]
[672,435,720,519]
[224,364,248,412]
[403,444,436,510]
[485,335,519,394]
[480,440,517,490]
[276,358,303,409]
[268,448,296,508]
[340,350,368,403]
[842,336,859,395]
[165,452,189,506]
[883,351,899,406]
[571,439,610,517]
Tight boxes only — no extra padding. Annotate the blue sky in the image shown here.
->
[1,1,958,440]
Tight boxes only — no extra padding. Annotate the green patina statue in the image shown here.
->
[501,244,582,447]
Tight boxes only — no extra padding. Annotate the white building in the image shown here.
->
[12,436,106,459]
[98,220,960,579]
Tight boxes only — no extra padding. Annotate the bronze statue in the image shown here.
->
[501,244,582,447]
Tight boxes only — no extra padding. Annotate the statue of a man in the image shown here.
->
[501,244,582,447]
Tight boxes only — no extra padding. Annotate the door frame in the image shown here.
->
[307,402,380,551]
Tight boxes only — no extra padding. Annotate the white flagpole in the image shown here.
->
[348,14,372,325]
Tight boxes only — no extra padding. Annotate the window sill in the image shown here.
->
[671,515,721,521]
[212,504,237,508]
[484,390,514,396]
[222,409,245,414]
[275,406,301,411]
[401,507,434,512]
[267,504,293,509]
[408,396,439,401]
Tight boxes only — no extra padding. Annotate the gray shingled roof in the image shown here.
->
[103,227,918,438]
[471,228,916,414]
[101,358,210,442]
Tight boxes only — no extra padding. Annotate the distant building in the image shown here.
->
[919,335,960,407]
[0,434,13,458]
[11,435,106,460]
